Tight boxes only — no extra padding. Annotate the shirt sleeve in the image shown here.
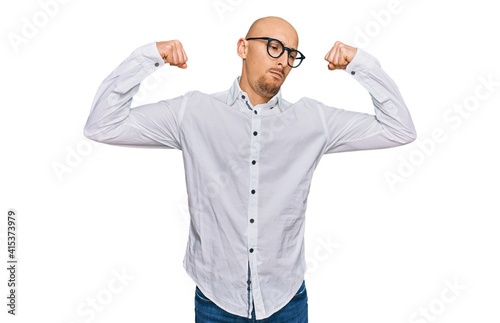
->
[320,48,417,154]
[83,41,183,150]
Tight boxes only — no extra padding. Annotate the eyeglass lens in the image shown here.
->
[267,39,302,68]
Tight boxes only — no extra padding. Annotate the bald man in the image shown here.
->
[84,16,416,322]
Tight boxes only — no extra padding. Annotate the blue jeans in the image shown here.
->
[194,280,308,322]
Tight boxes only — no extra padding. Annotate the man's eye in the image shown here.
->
[271,46,279,50]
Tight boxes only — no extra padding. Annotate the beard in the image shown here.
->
[255,74,282,98]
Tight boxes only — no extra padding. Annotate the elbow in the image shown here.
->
[388,128,417,146]
[83,125,100,143]
[384,124,417,146]
[402,128,417,145]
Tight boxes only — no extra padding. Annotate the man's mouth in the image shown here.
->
[269,70,283,79]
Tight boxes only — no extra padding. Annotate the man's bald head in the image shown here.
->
[245,16,298,49]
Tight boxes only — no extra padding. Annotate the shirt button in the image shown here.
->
[155,62,159,67]
[253,131,258,136]
[249,248,254,253]
[247,280,251,284]
[250,218,254,223]
[251,160,256,165]
[247,287,251,291]
[254,110,257,114]
[270,106,274,109]
[351,71,355,75]
[242,95,246,99]
[251,189,255,194]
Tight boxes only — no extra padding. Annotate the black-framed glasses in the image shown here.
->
[246,37,305,68]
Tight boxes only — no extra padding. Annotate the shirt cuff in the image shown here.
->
[134,41,165,72]
[345,48,381,78]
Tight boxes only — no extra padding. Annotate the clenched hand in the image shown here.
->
[324,41,357,70]
[156,40,188,69]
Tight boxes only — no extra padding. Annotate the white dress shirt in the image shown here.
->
[84,41,416,319]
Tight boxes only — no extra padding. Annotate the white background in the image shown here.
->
[1,0,499,322]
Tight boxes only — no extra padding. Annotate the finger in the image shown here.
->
[180,46,188,68]
[334,46,341,65]
[176,45,185,65]
[333,44,341,63]
[325,52,334,64]
[161,46,170,63]
[324,48,332,61]
[328,62,347,70]
[176,43,185,64]
[338,46,348,66]
[326,46,336,63]
[170,61,186,68]
[174,45,187,68]
[181,45,188,63]
[168,46,176,65]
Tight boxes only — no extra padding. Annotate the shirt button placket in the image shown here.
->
[247,99,261,313]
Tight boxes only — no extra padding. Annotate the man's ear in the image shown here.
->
[237,38,248,59]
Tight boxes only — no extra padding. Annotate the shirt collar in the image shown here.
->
[227,76,284,112]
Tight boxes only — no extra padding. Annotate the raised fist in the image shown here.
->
[324,41,357,70]
[156,40,188,69]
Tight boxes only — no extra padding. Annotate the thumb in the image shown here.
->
[179,63,188,69]
[328,62,335,70]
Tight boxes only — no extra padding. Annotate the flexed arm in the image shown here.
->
[321,41,417,154]
[83,40,188,149]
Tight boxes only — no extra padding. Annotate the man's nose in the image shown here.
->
[276,51,288,67]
